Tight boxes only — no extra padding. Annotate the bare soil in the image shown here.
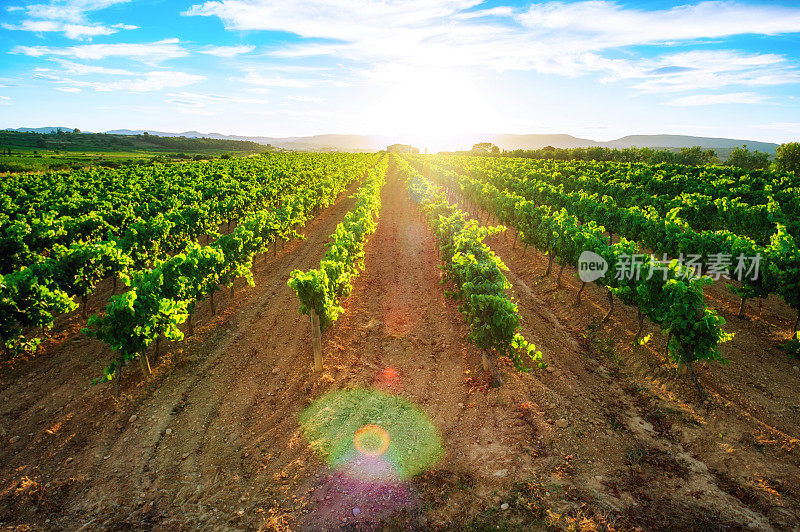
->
[1,164,798,531]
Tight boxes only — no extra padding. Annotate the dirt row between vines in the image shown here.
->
[1,163,799,530]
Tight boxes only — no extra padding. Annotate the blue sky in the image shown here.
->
[1,0,799,147]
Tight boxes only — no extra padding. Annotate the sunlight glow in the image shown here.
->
[366,68,501,151]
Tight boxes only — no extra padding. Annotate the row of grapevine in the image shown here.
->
[435,155,798,245]
[0,156,311,273]
[84,155,377,394]
[0,154,376,358]
[394,155,541,383]
[408,156,733,392]
[418,156,800,333]
[288,157,388,369]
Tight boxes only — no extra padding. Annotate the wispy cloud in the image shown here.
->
[15,0,131,23]
[517,1,800,47]
[238,71,315,88]
[603,50,800,93]
[285,95,324,103]
[4,0,136,39]
[669,92,771,106]
[40,70,205,92]
[199,44,255,57]
[165,91,270,116]
[55,59,133,75]
[1,19,137,39]
[184,0,800,92]
[11,38,188,63]
[56,86,81,92]
[166,91,269,105]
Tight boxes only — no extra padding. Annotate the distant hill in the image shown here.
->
[4,128,782,154]
[602,134,778,153]
[7,127,81,134]
[103,130,394,152]
[0,128,267,155]
[485,133,778,154]
[489,134,598,150]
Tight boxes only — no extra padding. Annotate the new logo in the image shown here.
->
[578,251,608,283]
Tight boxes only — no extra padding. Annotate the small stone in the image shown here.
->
[500,503,509,511]
[182,452,190,460]
[458,402,464,408]
[794,366,799,371]
[492,469,508,477]
[9,436,20,443]
[352,508,361,516]
[555,419,569,428]
[546,366,555,373]
[129,414,138,423]
[594,475,603,480]
[236,509,244,516]
[165,428,172,435]
[65,457,73,463]
[272,367,279,374]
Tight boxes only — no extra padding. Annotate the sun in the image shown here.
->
[368,68,498,149]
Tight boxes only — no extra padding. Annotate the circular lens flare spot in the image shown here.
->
[354,424,390,457]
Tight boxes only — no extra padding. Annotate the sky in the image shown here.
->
[1,0,799,147]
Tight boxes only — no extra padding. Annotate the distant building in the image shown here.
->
[386,144,419,154]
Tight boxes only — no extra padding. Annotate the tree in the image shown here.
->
[676,146,717,166]
[775,142,800,173]
[726,145,770,171]
[471,142,499,154]
[73,128,81,134]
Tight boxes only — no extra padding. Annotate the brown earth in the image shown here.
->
[1,162,799,531]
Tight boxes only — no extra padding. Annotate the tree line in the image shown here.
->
[465,142,800,173]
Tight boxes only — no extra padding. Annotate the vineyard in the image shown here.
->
[1,152,799,530]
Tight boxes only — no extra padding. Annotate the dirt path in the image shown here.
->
[1,164,799,531]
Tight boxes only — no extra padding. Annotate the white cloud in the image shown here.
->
[607,50,800,93]
[55,60,133,75]
[11,39,188,63]
[166,91,269,105]
[165,91,270,116]
[285,95,324,103]
[0,96,11,100]
[56,86,81,92]
[517,1,800,48]
[51,71,205,92]
[1,19,137,39]
[199,45,255,57]
[183,0,483,40]
[20,0,131,23]
[5,0,136,39]
[455,6,514,20]
[184,0,800,95]
[669,92,771,106]
[239,71,315,88]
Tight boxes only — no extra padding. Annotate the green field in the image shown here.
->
[0,129,272,172]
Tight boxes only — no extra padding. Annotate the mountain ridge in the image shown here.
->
[4,127,781,154]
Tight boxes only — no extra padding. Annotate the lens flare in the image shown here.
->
[354,424,391,456]
[300,388,443,527]
[299,388,443,480]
